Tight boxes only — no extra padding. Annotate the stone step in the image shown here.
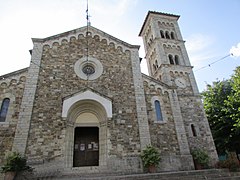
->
[15,169,240,180]
[52,169,233,180]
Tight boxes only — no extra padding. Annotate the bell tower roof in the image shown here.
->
[139,11,180,36]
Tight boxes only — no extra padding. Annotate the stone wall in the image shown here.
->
[170,70,218,165]
[143,79,179,154]
[25,33,142,167]
[142,76,194,171]
[0,69,27,164]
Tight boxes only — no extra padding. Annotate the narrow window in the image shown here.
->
[191,124,197,137]
[153,64,156,71]
[155,100,163,121]
[169,55,174,64]
[160,30,165,38]
[0,98,10,122]
[165,31,170,39]
[175,55,179,65]
[170,32,175,39]
[155,60,158,68]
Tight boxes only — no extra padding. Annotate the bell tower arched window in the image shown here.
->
[160,30,165,38]
[169,55,174,64]
[165,31,170,39]
[170,32,175,39]
[175,55,179,65]
[0,98,10,122]
[154,100,163,121]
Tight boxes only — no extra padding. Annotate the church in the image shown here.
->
[0,11,218,176]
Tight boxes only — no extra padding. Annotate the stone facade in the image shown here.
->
[0,69,27,164]
[0,11,218,177]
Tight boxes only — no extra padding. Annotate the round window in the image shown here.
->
[74,57,103,80]
[82,64,95,76]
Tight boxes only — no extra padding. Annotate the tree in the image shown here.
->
[225,67,240,128]
[202,66,240,155]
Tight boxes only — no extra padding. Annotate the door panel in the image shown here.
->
[73,127,99,167]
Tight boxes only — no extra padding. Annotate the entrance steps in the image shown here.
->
[16,169,240,180]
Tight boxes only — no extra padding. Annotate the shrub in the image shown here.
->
[191,149,210,167]
[1,152,32,173]
[140,145,161,168]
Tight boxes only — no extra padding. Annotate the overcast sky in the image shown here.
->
[0,0,239,91]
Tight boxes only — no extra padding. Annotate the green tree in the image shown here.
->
[202,66,240,155]
[226,67,240,128]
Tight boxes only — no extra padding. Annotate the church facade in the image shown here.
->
[0,11,218,176]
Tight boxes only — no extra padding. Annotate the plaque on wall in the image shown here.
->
[74,144,78,150]
[80,144,85,151]
[88,144,92,149]
[93,143,98,150]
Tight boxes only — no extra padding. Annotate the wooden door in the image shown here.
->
[73,127,99,167]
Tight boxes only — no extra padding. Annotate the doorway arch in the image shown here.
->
[64,99,109,168]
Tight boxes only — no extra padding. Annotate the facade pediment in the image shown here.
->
[32,26,140,51]
[62,89,112,118]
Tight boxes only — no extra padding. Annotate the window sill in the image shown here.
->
[0,122,10,127]
[154,121,166,124]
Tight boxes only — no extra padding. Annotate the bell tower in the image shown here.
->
[139,11,199,95]
[139,11,218,166]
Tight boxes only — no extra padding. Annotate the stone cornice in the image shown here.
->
[0,67,28,80]
[32,26,140,50]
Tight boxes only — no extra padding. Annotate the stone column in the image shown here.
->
[12,40,43,154]
[131,49,151,150]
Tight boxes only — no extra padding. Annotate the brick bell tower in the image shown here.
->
[139,11,218,166]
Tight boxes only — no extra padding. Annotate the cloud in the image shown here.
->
[90,0,137,25]
[230,43,240,57]
[185,34,216,64]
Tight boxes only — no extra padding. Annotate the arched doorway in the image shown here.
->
[73,113,99,167]
[74,126,99,167]
[64,99,110,169]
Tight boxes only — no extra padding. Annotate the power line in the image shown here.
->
[194,54,233,72]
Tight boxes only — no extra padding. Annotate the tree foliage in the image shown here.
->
[202,66,240,155]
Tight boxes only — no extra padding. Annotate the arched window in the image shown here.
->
[160,30,165,38]
[0,98,10,122]
[191,124,197,137]
[165,31,170,39]
[175,55,179,65]
[170,32,175,39]
[168,55,174,64]
[155,100,163,121]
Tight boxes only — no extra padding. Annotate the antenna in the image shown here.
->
[86,0,91,26]
[85,0,91,82]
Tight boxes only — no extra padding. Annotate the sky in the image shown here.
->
[0,0,240,92]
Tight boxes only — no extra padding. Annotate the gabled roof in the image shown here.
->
[142,73,172,89]
[139,11,180,36]
[32,25,140,49]
[0,67,28,80]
